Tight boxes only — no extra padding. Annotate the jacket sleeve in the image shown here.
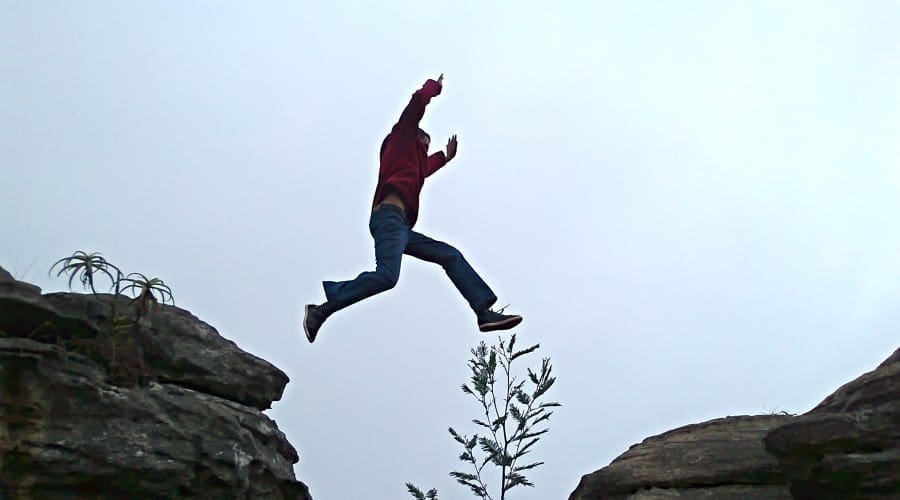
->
[395,79,442,131]
[424,152,447,177]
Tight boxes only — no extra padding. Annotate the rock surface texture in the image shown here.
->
[571,349,899,499]
[0,265,312,499]
[569,415,793,499]
[765,348,900,499]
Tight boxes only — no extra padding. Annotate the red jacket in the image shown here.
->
[372,79,447,228]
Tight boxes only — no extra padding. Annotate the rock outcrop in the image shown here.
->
[0,265,311,498]
[571,349,899,499]
[765,348,900,498]
[42,291,287,411]
[569,415,793,499]
[0,268,98,344]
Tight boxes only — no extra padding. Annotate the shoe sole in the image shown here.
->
[479,315,523,332]
[303,305,316,343]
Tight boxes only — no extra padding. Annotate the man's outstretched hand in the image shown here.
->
[433,74,455,163]
[446,134,458,161]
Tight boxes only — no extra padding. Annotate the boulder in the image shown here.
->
[0,262,287,411]
[0,263,311,497]
[569,415,793,499]
[43,292,288,410]
[0,268,99,343]
[764,348,900,498]
[0,338,310,499]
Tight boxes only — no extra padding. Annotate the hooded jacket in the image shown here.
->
[371,78,447,228]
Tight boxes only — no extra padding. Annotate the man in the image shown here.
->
[303,74,522,343]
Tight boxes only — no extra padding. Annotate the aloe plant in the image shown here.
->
[48,251,174,386]
[49,251,121,294]
[120,273,174,317]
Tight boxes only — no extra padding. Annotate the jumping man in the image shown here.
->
[303,74,522,343]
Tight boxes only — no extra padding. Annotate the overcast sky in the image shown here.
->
[2,1,898,498]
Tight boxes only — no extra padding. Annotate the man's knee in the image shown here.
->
[373,268,400,291]
[440,247,464,266]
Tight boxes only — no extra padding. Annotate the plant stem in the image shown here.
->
[499,347,514,500]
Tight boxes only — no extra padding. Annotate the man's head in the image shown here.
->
[418,128,431,150]
[380,129,431,159]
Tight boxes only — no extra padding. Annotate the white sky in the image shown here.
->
[2,2,898,498]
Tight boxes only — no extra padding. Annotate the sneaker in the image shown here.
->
[303,304,329,343]
[477,306,523,332]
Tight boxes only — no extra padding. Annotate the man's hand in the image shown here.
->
[446,134,458,161]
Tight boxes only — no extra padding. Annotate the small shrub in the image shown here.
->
[408,334,560,500]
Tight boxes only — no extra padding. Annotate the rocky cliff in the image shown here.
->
[765,348,900,498]
[571,349,899,499]
[0,265,312,498]
[569,415,793,499]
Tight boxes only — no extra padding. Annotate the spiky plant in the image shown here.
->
[449,334,559,500]
[49,251,121,294]
[48,252,172,387]
[120,273,174,317]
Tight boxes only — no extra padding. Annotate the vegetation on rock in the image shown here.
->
[47,251,174,385]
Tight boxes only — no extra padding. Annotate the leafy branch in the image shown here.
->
[449,334,559,500]
[406,483,438,500]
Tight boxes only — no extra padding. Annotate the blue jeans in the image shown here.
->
[323,205,497,314]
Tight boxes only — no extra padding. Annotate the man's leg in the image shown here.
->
[323,207,409,311]
[304,206,409,342]
[405,231,522,331]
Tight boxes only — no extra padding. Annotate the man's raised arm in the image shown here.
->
[395,74,444,131]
